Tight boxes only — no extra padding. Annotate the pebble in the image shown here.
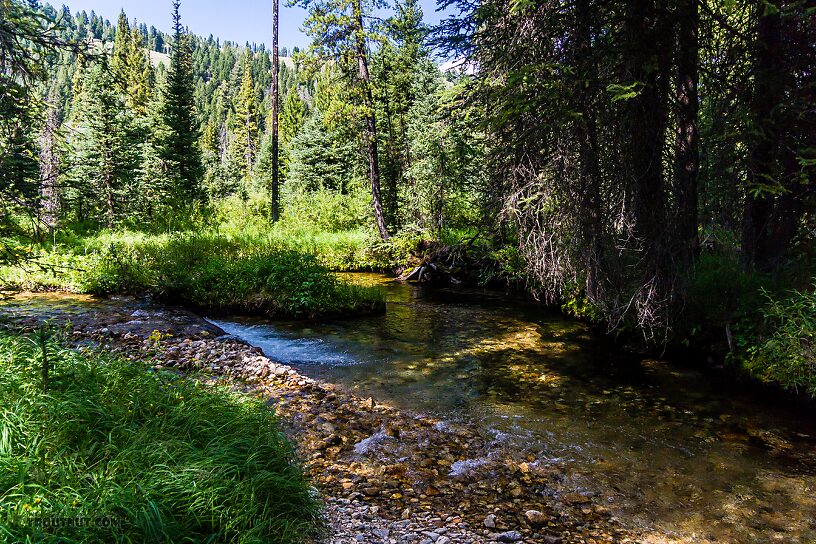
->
[7,296,646,544]
[525,510,547,526]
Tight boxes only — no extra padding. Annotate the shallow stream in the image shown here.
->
[208,273,816,543]
[3,276,815,542]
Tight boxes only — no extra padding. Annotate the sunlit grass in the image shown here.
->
[0,226,386,318]
[0,328,324,543]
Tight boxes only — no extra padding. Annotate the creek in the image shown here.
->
[208,273,816,543]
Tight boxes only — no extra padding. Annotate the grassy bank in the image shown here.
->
[0,328,323,543]
[0,228,385,319]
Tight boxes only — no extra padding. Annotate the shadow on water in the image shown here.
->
[5,277,816,543]
[209,273,816,543]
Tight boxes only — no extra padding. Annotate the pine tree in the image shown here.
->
[39,96,62,233]
[230,51,259,180]
[286,111,357,195]
[159,0,203,201]
[126,24,154,114]
[68,60,136,227]
[270,0,280,220]
[373,0,428,226]
[111,11,130,87]
[295,0,391,240]
[0,0,61,248]
[280,88,308,151]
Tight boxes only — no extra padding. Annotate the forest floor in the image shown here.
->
[1,294,686,544]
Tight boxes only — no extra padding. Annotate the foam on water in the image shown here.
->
[352,431,391,455]
[208,319,359,366]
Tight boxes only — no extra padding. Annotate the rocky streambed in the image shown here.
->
[0,293,667,544]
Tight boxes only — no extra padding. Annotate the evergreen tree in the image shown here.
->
[0,0,66,251]
[159,0,203,201]
[125,24,154,114]
[38,96,62,234]
[112,10,130,87]
[286,111,357,195]
[270,0,280,220]
[295,0,391,240]
[67,60,136,227]
[230,51,259,180]
[280,88,308,151]
[373,0,428,227]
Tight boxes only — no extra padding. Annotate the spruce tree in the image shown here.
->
[68,60,136,227]
[111,11,130,87]
[126,24,154,114]
[280,88,308,151]
[159,0,203,201]
[230,51,259,180]
[295,0,391,240]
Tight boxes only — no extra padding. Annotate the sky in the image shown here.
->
[59,0,450,50]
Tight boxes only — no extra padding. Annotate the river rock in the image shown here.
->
[3,292,645,544]
[372,527,390,539]
[525,509,547,526]
[495,530,523,542]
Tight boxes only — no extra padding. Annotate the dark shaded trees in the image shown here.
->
[741,0,815,272]
[437,0,814,340]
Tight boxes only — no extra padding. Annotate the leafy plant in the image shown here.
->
[744,286,816,397]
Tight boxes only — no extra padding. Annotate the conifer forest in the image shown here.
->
[1,0,815,542]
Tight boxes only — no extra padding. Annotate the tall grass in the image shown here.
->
[0,229,385,319]
[0,328,324,543]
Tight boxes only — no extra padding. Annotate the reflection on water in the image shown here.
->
[210,273,816,543]
[5,278,815,543]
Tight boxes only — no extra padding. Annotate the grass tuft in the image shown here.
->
[0,328,324,543]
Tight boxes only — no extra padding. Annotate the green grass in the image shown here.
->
[0,228,386,319]
[0,328,324,543]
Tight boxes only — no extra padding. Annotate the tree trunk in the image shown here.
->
[353,0,390,240]
[271,0,280,221]
[623,0,673,332]
[674,0,700,265]
[39,100,61,237]
[575,0,605,304]
[741,1,784,271]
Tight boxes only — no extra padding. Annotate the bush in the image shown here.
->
[744,287,816,397]
[282,186,371,233]
[0,329,323,543]
[687,252,771,326]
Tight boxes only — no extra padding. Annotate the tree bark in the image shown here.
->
[271,0,280,221]
[353,0,390,240]
[741,1,784,271]
[674,0,700,265]
[39,99,61,237]
[622,0,673,332]
[575,0,605,304]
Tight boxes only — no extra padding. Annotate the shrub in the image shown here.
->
[79,233,385,318]
[744,286,816,397]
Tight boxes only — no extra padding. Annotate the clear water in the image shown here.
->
[4,280,815,542]
[209,274,816,543]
